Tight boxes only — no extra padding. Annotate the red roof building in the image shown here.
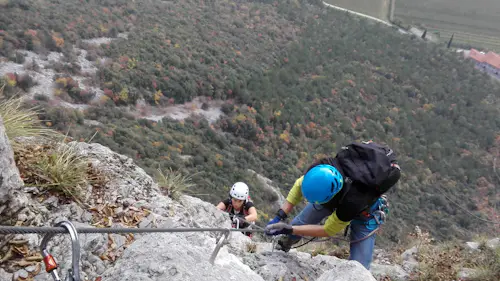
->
[466,49,500,78]
[484,51,500,69]
[468,49,500,68]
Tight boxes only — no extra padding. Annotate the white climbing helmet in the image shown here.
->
[229,182,249,201]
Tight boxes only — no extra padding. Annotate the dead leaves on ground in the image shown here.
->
[99,233,135,262]
[0,239,43,281]
[89,203,151,228]
[15,144,54,188]
[90,203,152,262]
[1,202,151,279]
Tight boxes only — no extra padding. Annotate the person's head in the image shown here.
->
[301,164,343,204]
[229,182,249,208]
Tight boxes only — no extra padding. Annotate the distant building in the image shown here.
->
[465,49,500,79]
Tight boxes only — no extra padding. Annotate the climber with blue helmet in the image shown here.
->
[264,141,401,270]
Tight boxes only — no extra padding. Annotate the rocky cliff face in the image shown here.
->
[0,117,29,222]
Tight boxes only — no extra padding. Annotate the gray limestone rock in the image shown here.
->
[370,263,409,281]
[101,232,265,281]
[486,237,499,249]
[0,116,27,219]
[316,260,377,281]
[0,268,12,281]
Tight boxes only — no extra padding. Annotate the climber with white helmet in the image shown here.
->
[216,182,258,236]
[264,141,401,269]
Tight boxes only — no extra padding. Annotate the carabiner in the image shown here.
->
[233,216,240,229]
[40,221,81,281]
[372,210,386,225]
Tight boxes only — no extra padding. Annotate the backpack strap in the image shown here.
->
[243,201,254,216]
[338,177,352,205]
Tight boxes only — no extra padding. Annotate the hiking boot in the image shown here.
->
[275,237,296,252]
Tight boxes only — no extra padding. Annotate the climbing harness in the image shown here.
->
[40,221,81,281]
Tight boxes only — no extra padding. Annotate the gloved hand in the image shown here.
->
[265,222,293,236]
[267,209,288,226]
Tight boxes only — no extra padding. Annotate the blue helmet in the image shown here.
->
[301,164,343,204]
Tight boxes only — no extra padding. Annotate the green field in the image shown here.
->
[324,0,390,21]
[394,0,500,51]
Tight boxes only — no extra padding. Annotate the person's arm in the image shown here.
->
[216,201,227,211]
[245,206,258,222]
[281,200,295,214]
[280,176,305,214]
[267,176,304,226]
[292,225,329,237]
[291,211,350,237]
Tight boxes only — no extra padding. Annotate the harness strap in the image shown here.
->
[225,203,249,217]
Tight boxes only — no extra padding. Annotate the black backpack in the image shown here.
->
[335,141,401,195]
